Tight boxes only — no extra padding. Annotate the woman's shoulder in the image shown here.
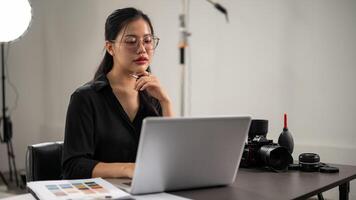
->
[72,74,110,97]
[72,81,96,97]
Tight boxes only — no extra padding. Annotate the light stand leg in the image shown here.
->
[6,143,13,182]
[9,140,19,186]
[0,171,8,187]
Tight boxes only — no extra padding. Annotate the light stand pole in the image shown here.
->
[179,0,191,116]
[178,0,228,116]
[1,43,19,187]
[0,43,9,187]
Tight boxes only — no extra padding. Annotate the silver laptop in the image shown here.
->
[108,116,251,195]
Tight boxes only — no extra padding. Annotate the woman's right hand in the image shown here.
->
[122,163,135,178]
[92,162,135,179]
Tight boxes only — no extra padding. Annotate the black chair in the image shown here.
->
[26,141,63,182]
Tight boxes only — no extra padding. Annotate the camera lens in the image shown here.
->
[259,145,293,170]
[299,153,320,172]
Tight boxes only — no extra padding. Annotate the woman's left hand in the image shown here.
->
[134,71,170,103]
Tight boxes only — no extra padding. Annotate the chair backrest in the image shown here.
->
[26,141,63,182]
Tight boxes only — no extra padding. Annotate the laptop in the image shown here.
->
[108,116,251,195]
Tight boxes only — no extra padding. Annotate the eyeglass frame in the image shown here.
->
[109,35,160,51]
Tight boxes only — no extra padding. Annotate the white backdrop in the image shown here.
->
[1,0,355,198]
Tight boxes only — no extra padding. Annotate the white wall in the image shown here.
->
[1,0,355,198]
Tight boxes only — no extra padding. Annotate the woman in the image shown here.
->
[62,7,174,179]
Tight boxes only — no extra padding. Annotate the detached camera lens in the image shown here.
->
[299,153,320,172]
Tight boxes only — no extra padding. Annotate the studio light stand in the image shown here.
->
[0,44,8,187]
[0,0,32,188]
[179,0,191,116]
[0,43,19,187]
[178,0,228,116]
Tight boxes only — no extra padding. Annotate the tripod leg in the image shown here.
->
[9,141,19,186]
[6,143,13,182]
[317,193,324,200]
[0,171,8,187]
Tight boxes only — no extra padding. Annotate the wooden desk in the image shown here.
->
[3,164,356,200]
[171,164,356,200]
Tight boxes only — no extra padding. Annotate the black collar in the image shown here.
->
[92,74,110,91]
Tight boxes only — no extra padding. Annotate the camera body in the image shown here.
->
[241,135,275,167]
[240,120,293,170]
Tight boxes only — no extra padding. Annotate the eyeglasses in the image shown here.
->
[111,35,160,51]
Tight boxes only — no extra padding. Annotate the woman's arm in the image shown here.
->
[159,98,174,117]
[92,162,135,178]
[135,72,174,117]
[63,92,98,179]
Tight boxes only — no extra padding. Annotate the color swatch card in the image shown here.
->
[27,178,131,200]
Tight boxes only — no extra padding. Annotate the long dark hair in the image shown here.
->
[94,8,154,80]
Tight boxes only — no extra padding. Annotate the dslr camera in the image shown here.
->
[240,119,293,170]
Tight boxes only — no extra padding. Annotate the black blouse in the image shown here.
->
[62,74,162,179]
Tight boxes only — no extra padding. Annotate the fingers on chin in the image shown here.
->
[137,71,150,76]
